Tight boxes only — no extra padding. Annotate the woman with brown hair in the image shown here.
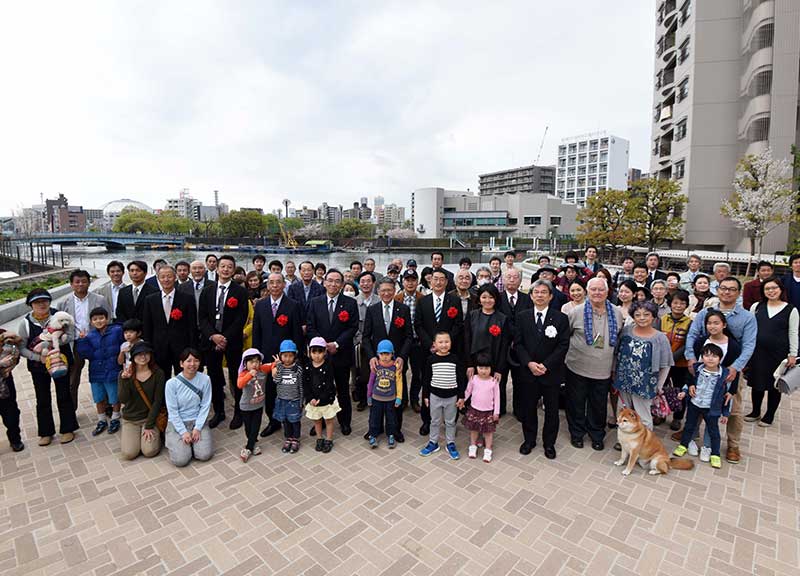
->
[118,341,165,460]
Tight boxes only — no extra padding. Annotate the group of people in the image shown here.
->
[0,248,793,471]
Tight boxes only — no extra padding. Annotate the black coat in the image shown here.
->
[305,293,359,367]
[362,300,413,361]
[514,307,570,385]
[414,291,465,355]
[142,289,197,369]
[286,279,326,322]
[197,281,249,350]
[252,296,304,358]
[177,278,215,325]
[464,309,509,371]
[645,270,668,288]
[497,290,533,333]
[115,282,158,324]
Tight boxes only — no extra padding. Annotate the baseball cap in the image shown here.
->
[26,288,52,306]
[377,340,395,355]
[402,269,418,280]
[130,341,153,358]
[406,259,417,267]
[309,336,327,349]
[387,265,400,273]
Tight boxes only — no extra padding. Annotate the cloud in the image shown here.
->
[0,0,655,215]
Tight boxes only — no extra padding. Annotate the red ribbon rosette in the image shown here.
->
[276,314,288,326]
[169,308,183,321]
[226,297,238,308]
[393,316,405,328]
[489,324,501,337]
[446,306,458,319]
[337,310,350,322]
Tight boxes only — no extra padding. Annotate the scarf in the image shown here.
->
[584,301,618,347]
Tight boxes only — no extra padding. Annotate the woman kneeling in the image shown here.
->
[165,348,214,467]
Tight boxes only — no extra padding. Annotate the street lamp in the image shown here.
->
[282,199,290,219]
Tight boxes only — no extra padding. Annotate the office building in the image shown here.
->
[166,189,200,220]
[479,164,555,196]
[375,204,405,230]
[650,0,800,251]
[556,132,630,206]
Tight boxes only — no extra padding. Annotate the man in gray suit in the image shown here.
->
[97,260,126,322]
[354,271,376,411]
[177,260,215,356]
[57,269,112,410]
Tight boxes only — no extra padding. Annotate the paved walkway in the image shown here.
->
[0,366,797,576]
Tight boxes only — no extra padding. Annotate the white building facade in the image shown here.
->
[556,132,630,207]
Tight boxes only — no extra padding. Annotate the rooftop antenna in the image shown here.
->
[534,125,549,163]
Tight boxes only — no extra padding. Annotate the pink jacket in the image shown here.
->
[465,375,500,415]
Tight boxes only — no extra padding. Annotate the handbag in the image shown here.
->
[650,392,672,419]
[133,379,168,433]
[774,360,800,395]
[662,386,683,412]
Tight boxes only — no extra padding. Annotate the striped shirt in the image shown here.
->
[422,352,466,399]
[275,363,303,401]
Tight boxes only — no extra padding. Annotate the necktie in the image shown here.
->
[164,293,172,323]
[328,299,335,324]
[272,301,278,317]
[510,294,516,308]
[195,281,201,291]
[536,311,543,332]
[434,297,442,322]
[384,304,391,332]
[215,285,227,331]
[133,286,140,305]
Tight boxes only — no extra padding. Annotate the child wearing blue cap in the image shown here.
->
[236,347,276,462]
[272,340,304,453]
[367,339,403,448]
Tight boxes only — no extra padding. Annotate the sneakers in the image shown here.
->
[281,439,291,453]
[758,419,773,427]
[369,436,378,449]
[446,443,460,460]
[743,412,760,422]
[699,446,712,462]
[687,440,699,457]
[710,455,722,469]
[240,448,252,462]
[388,435,396,449]
[672,444,688,457]
[419,441,440,456]
[290,439,300,453]
[38,436,52,446]
[468,444,478,459]
[322,439,333,453]
[108,419,120,434]
[252,446,262,456]
[92,420,108,436]
[315,439,325,452]
[483,448,493,463]
[60,432,74,444]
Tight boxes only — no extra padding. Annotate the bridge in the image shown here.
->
[11,233,186,250]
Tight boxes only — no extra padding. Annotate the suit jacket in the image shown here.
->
[414,291,464,356]
[645,270,668,288]
[305,293,359,367]
[464,309,509,371]
[198,281,249,350]
[97,281,127,321]
[177,278,216,326]
[355,292,379,346]
[115,282,158,324]
[448,289,480,317]
[145,276,161,289]
[550,289,569,311]
[497,290,533,333]
[362,300,413,361]
[514,307,570,385]
[57,291,112,338]
[204,269,218,283]
[142,289,197,366]
[252,296,304,358]
[286,280,325,319]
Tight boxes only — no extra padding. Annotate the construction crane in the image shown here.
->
[534,125,549,163]
[278,221,298,248]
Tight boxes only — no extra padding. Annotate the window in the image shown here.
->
[677,37,690,64]
[590,153,598,163]
[589,176,597,187]
[675,117,688,141]
[599,175,607,186]
[588,165,597,174]
[674,159,686,179]
[600,151,608,162]
[550,216,562,227]
[578,154,587,164]
[568,144,577,153]
[523,216,542,226]
[590,140,599,151]
[679,0,691,25]
[579,142,587,152]
[558,145,567,156]
[568,167,576,177]
[677,77,689,101]
[599,163,607,173]
[600,138,609,148]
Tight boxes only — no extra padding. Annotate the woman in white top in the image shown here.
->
[561,279,586,314]
[744,277,798,427]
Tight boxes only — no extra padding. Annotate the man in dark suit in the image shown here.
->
[531,265,568,310]
[515,279,570,459]
[413,269,464,435]
[177,260,214,366]
[204,254,219,283]
[497,267,533,418]
[142,266,196,377]
[116,260,159,324]
[306,269,359,435]
[395,270,425,413]
[644,252,667,288]
[252,272,304,437]
[363,278,413,441]
[198,255,249,429]
[145,258,167,289]
[430,251,456,292]
[287,260,325,319]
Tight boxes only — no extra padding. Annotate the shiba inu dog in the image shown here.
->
[614,408,694,476]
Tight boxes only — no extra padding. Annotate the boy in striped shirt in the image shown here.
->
[420,331,466,459]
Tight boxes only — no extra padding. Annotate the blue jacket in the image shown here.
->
[684,362,732,418]
[76,324,124,384]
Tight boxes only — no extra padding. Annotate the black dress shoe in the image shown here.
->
[11,441,24,452]
[544,446,556,460]
[395,431,405,443]
[419,424,430,436]
[229,414,243,430]
[310,427,317,437]
[570,438,584,449]
[208,413,225,429]
[411,401,421,413]
[260,421,281,437]
[356,402,366,412]
[340,425,352,436]
[519,442,533,455]
[591,440,605,451]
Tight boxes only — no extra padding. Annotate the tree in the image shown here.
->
[575,188,637,253]
[628,177,687,251]
[329,219,374,239]
[218,210,266,237]
[282,217,304,231]
[722,147,796,276]
[113,209,159,233]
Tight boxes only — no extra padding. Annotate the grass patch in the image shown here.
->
[0,277,68,304]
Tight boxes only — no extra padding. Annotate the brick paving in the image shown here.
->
[0,365,798,576]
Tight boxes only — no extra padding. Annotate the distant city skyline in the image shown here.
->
[0,1,654,216]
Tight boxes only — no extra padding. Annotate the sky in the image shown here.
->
[0,1,655,216]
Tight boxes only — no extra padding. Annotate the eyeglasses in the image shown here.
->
[717,286,739,293]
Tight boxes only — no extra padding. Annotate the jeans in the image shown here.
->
[368,399,397,438]
[681,402,721,456]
